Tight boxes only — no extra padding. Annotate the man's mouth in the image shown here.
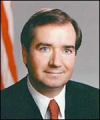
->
[44,71,65,74]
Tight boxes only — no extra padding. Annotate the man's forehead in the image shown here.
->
[34,23,76,39]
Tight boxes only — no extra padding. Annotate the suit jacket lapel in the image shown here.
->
[65,81,78,119]
[19,76,43,119]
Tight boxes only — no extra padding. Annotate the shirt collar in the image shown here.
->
[54,86,65,118]
[27,76,65,119]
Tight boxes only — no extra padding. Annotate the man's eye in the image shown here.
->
[40,47,50,52]
[64,49,72,54]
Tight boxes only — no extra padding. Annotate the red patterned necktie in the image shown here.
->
[48,99,59,119]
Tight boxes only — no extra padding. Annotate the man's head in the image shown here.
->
[21,8,82,96]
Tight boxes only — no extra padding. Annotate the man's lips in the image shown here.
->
[44,71,65,74]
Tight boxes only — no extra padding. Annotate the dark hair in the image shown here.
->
[21,8,82,51]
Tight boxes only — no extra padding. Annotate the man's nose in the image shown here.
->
[49,51,62,67]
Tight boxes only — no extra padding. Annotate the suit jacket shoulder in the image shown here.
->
[1,76,43,119]
[65,80,99,119]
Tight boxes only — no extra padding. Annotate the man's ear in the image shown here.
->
[22,45,28,64]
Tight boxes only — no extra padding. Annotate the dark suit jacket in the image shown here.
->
[1,76,99,119]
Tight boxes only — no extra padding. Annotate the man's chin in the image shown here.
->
[44,81,65,89]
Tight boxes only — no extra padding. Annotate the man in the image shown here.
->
[1,8,99,119]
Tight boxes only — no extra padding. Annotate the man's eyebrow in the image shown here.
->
[63,45,75,49]
[36,42,52,48]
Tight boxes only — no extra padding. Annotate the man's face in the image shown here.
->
[23,23,76,91]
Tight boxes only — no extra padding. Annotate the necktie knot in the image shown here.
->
[48,99,59,119]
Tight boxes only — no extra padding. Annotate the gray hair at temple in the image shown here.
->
[21,8,82,53]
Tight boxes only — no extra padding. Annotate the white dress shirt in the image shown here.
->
[27,77,66,119]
